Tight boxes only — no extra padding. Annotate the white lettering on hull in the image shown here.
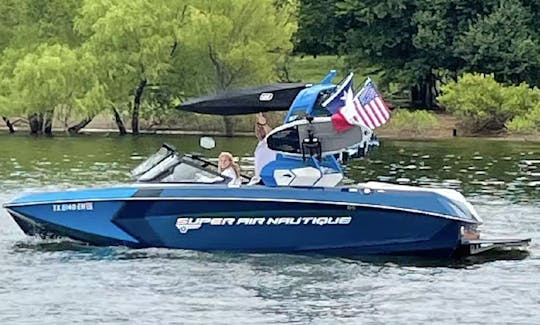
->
[175,216,352,234]
[52,202,94,212]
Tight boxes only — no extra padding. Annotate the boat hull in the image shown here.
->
[3,185,478,257]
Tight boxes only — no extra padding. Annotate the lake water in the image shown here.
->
[0,134,539,324]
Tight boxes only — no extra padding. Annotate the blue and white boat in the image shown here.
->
[2,71,530,257]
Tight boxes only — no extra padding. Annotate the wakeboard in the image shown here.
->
[266,117,369,157]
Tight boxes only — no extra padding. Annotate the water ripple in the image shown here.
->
[0,136,539,324]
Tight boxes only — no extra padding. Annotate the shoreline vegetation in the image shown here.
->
[2,111,540,142]
[2,2,540,139]
[1,54,539,142]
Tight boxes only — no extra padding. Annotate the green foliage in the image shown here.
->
[0,0,90,131]
[0,0,297,135]
[0,0,24,50]
[385,109,440,135]
[75,0,183,105]
[412,0,500,73]
[286,55,347,83]
[337,0,420,84]
[294,0,540,110]
[506,116,536,133]
[294,0,347,55]
[138,85,185,129]
[438,73,540,133]
[454,1,540,86]
[28,0,82,46]
[507,103,540,133]
[6,44,105,117]
[180,0,297,91]
[502,82,540,117]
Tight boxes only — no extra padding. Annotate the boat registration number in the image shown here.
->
[52,202,94,212]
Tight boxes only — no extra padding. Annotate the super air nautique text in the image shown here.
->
[175,216,352,233]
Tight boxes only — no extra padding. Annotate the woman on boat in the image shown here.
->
[252,113,277,183]
[218,152,241,185]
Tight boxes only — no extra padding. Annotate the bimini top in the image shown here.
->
[177,83,310,115]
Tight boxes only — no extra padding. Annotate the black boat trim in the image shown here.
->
[460,238,531,255]
[133,189,164,197]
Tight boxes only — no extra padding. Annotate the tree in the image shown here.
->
[0,0,94,135]
[3,44,105,136]
[293,0,347,55]
[0,0,31,133]
[340,1,420,96]
[411,0,500,106]
[454,1,540,87]
[0,0,297,136]
[294,0,540,109]
[438,73,540,132]
[75,0,189,135]
[177,0,297,135]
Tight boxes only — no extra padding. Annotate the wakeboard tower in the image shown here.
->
[178,69,377,188]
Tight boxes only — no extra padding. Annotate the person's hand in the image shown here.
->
[256,112,267,125]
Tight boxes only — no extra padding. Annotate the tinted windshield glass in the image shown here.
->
[131,146,172,177]
[161,162,224,183]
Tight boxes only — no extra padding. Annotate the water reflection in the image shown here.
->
[338,249,531,269]
[9,236,532,271]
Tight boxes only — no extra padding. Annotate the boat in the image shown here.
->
[2,71,530,258]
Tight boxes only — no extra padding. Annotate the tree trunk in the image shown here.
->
[410,73,437,110]
[43,112,53,136]
[112,107,127,136]
[131,78,148,135]
[28,113,43,135]
[2,116,15,133]
[425,71,435,110]
[410,85,419,108]
[277,55,294,82]
[67,116,94,135]
[223,116,235,137]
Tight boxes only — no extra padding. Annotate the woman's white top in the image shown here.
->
[254,141,277,178]
[220,166,241,185]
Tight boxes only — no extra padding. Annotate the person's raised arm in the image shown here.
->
[255,113,271,141]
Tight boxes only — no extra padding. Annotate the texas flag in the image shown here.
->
[329,78,391,132]
[321,72,354,114]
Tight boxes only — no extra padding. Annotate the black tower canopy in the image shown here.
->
[177,83,309,115]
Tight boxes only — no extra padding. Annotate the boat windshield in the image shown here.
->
[160,159,224,183]
[132,145,226,184]
[131,144,175,178]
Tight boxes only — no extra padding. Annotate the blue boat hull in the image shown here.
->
[4,185,477,257]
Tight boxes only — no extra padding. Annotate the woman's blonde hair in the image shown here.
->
[218,152,240,178]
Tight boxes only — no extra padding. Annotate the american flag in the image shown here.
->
[355,79,390,129]
[331,78,390,132]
